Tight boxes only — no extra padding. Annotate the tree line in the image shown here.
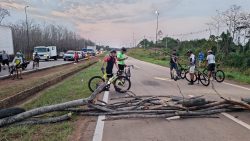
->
[0,7,95,58]
[137,5,250,71]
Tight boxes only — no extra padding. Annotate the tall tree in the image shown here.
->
[0,7,10,25]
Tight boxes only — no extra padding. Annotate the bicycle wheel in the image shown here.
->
[88,76,105,92]
[180,69,187,79]
[199,73,210,86]
[215,70,225,83]
[185,71,197,82]
[114,76,131,93]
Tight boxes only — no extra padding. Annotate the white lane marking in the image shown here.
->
[223,82,250,91]
[222,112,250,130]
[92,91,109,141]
[154,77,172,81]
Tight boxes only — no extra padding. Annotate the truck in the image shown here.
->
[0,26,14,61]
[33,46,57,61]
[86,46,96,56]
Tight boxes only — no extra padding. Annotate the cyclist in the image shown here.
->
[187,50,196,85]
[206,50,216,79]
[101,50,118,79]
[12,52,24,79]
[117,47,128,72]
[170,49,178,80]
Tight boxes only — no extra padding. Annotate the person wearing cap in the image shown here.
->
[102,50,118,79]
[187,50,196,85]
[206,50,216,79]
[117,47,128,72]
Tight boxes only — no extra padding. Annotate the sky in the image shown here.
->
[1,0,250,48]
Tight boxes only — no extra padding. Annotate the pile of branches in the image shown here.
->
[0,83,250,127]
[66,95,250,121]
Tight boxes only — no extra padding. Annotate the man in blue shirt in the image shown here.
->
[198,51,204,67]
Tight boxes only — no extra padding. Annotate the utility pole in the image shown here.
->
[25,6,29,57]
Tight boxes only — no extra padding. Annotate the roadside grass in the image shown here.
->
[128,48,169,67]
[0,62,102,141]
[128,48,250,84]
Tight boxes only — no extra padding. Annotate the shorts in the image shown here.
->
[189,66,195,73]
[106,69,113,78]
[2,59,9,66]
[170,63,178,70]
[207,63,215,71]
[118,64,125,71]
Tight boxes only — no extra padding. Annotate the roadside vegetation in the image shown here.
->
[129,5,250,84]
[0,62,102,141]
[128,47,250,84]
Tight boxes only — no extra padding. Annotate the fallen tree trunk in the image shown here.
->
[0,83,106,127]
[16,113,72,125]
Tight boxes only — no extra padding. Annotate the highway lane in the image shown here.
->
[0,59,71,78]
[95,57,250,141]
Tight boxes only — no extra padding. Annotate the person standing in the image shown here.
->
[34,52,40,68]
[117,47,128,72]
[170,49,178,80]
[101,50,118,79]
[2,50,10,71]
[187,50,196,85]
[206,50,216,79]
[198,51,204,67]
[74,52,79,63]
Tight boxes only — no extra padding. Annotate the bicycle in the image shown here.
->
[185,67,210,86]
[88,69,131,93]
[203,64,225,83]
[117,65,134,80]
[178,63,188,79]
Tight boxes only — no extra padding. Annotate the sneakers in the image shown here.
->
[188,82,194,85]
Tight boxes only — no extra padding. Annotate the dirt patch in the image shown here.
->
[68,116,97,141]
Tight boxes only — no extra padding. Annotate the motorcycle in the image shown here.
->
[21,60,30,70]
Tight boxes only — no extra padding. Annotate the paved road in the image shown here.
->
[0,59,71,77]
[93,57,250,141]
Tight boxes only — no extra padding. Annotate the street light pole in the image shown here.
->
[25,6,29,57]
[155,11,159,46]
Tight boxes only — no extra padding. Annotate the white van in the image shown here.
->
[33,46,57,61]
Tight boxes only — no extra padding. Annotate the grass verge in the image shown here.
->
[0,62,103,141]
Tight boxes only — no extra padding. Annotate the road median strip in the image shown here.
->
[0,59,98,109]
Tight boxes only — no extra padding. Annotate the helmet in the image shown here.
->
[121,47,127,52]
[110,50,116,53]
[208,50,213,53]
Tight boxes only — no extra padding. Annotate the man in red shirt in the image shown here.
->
[102,50,118,78]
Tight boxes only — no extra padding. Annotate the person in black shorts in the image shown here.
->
[206,50,216,79]
[2,51,10,71]
[170,50,178,79]
[101,50,118,79]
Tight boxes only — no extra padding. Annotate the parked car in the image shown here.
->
[33,46,57,61]
[63,50,75,61]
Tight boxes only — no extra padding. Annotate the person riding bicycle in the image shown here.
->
[206,50,216,80]
[101,50,118,79]
[117,47,128,72]
[187,50,196,85]
[170,49,178,80]
[12,52,24,79]
[34,52,40,68]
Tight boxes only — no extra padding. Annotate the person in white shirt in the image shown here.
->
[206,50,216,79]
[187,50,196,85]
